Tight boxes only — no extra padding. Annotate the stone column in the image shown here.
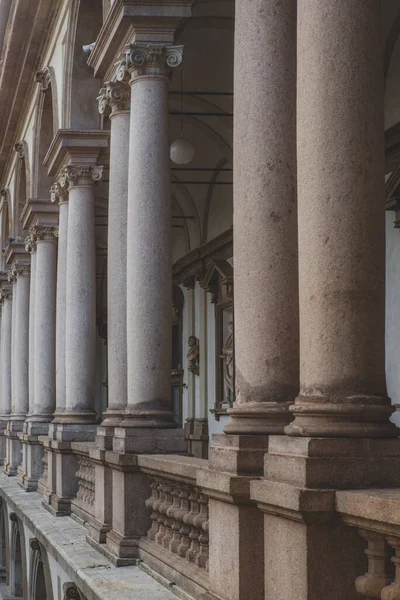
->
[26,237,36,417]
[63,165,103,425]
[5,262,30,475]
[285,0,397,438]
[27,226,58,423]
[97,81,130,428]
[224,0,298,436]
[122,43,183,431]
[50,184,69,418]
[1,285,12,475]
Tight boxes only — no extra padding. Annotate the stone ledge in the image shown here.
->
[196,468,255,504]
[0,472,190,600]
[137,454,207,483]
[336,488,400,532]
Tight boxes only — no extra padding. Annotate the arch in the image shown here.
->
[62,0,103,129]
[33,68,58,198]
[29,538,54,600]
[9,514,27,599]
[13,141,30,237]
[0,500,8,583]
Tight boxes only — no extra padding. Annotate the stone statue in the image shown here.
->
[187,335,199,375]
[221,321,234,406]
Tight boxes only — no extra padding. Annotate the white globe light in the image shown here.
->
[170,137,195,165]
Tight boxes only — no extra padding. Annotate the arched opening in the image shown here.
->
[10,527,22,597]
[29,539,53,600]
[13,142,30,237]
[34,69,57,199]
[63,0,103,129]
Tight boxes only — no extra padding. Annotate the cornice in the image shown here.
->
[43,130,110,178]
[3,243,29,267]
[21,198,59,232]
[87,0,193,79]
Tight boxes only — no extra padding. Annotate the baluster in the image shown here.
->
[194,493,209,569]
[186,488,201,563]
[146,479,160,541]
[382,536,400,599]
[162,483,174,549]
[177,487,192,558]
[168,484,183,553]
[155,483,167,545]
[355,529,394,599]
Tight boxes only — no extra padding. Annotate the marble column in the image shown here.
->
[0,288,12,418]
[122,43,183,429]
[224,0,298,435]
[63,165,103,424]
[26,236,36,418]
[50,184,69,418]
[97,81,130,426]
[285,0,397,438]
[5,262,30,475]
[27,226,58,423]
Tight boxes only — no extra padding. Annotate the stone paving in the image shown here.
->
[0,472,187,600]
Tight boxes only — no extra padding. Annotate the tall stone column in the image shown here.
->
[1,285,12,475]
[62,165,103,425]
[27,226,58,423]
[26,237,36,417]
[5,261,30,476]
[50,184,69,418]
[122,43,183,431]
[285,0,397,438]
[97,81,130,428]
[224,0,298,435]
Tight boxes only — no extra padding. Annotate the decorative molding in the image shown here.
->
[14,142,25,159]
[29,225,58,244]
[29,538,41,554]
[9,512,17,522]
[61,165,104,189]
[63,582,82,600]
[25,235,36,253]
[50,180,69,204]
[119,43,183,79]
[97,81,130,115]
[201,259,233,303]
[35,67,51,91]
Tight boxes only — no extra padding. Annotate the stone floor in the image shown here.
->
[0,473,189,600]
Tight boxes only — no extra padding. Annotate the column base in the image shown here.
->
[4,420,24,476]
[51,410,99,426]
[208,433,269,475]
[285,395,399,438]
[121,408,177,429]
[112,427,186,454]
[224,401,292,435]
[100,407,125,428]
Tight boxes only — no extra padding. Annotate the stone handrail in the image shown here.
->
[70,442,96,525]
[337,489,400,599]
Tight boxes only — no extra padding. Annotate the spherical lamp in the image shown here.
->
[170,137,195,165]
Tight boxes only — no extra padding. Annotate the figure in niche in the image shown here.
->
[187,335,199,375]
[221,321,234,406]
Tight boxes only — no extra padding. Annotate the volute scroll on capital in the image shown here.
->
[50,179,69,204]
[119,43,184,80]
[97,81,130,115]
[29,225,59,244]
[25,234,37,254]
[61,165,104,189]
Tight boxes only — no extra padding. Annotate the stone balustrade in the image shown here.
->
[70,443,96,526]
[337,489,400,599]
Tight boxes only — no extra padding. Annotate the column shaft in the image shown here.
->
[124,45,182,427]
[10,279,17,414]
[97,82,130,425]
[31,231,57,421]
[64,166,101,421]
[225,0,298,434]
[286,0,397,437]
[14,267,30,417]
[1,294,12,417]
[55,200,68,415]
[28,248,36,415]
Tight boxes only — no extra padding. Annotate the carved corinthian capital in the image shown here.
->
[25,234,37,253]
[50,178,69,204]
[29,225,58,244]
[61,165,104,188]
[97,81,130,115]
[120,43,184,80]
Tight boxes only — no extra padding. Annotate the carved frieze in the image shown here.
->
[97,81,130,115]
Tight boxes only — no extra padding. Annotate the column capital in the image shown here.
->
[97,81,130,116]
[61,165,104,189]
[24,234,37,254]
[0,286,12,303]
[119,43,183,81]
[29,225,58,244]
[13,261,30,278]
[7,267,16,284]
[50,179,69,205]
